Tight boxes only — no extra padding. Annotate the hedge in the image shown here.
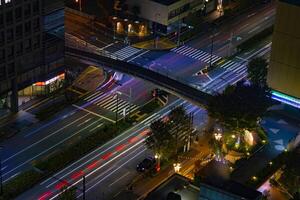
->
[237,26,274,52]
[246,151,293,188]
[0,170,45,200]
[3,121,131,199]
[35,121,131,172]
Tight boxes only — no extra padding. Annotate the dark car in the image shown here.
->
[136,157,156,172]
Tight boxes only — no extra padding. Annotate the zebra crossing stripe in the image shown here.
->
[84,91,103,101]
[97,95,114,107]
[189,50,204,58]
[104,98,122,110]
[110,101,127,111]
[182,47,196,55]
[140,113,160,125]
[194,51,208,60]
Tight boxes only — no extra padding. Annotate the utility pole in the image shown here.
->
[209,26,216,68]
[228,31,234,57]
[115,93,119,127]
[82,176,86,200]
[177,17,181,46]
[128,88,132,117]
[76,0,82,12]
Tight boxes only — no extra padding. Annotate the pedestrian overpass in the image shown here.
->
[65,47,211,108]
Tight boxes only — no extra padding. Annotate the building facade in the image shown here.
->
[267,0,300,107]
[127,0,216,34]
[0,0,64,112]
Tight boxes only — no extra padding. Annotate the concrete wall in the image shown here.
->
[267,1,300,98]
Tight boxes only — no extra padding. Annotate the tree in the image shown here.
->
[169,106,191,153]
[145,119,174,160]
[247,57,268,87]
[292,192,300,200]
[207,81,272,133]
[58,187,76,200]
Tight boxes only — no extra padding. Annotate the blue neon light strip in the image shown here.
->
[271,90,300,109]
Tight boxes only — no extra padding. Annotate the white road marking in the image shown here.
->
[108,171,130,187]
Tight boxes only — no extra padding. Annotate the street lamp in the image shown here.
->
[214,133,222,141]
[75,0,82,12]
[112,16,118,40]
[155,153,161,172]
[116,88,132,119]
[114,92,120,127]
[173,163,181,173]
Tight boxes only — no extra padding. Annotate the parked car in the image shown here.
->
[136,157,156,172]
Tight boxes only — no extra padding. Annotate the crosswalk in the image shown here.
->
[84,91,139,116]
[113,46,143,61]
[171,45,222,64]
[201,60,247,93]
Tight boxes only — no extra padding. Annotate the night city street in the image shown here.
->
[0,0,300,200]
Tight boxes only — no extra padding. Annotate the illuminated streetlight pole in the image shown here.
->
[75,0,82,12]
[173,163,181,173]
[155,153,161,172]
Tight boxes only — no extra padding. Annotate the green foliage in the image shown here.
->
[35,122,130,173]
[237,26,274,52]
[247,57,268,87]
[58,187,77,200]
[145,119,175,159]
[146,106,192,161]
[278,153,300,195]
[35,100,68,121]
[140,100,161,114]
[1,170,45,200]
[246,150,295,188]
[207,81,272,132]
[1,122,130,199]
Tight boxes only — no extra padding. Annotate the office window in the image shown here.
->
[15,7,22,21]
[0,49,5,61]
[16,24,22,39]
[24,38,31,50]
[24,21,31,34]
[6,28,13,42]
[33,35,40,49]
[0,31,4,45]
[7,45,14,58]
[16,42,23,56]
[33,17,40,31]
[0,14,3,27]
[33,0,39,14]
[7,62,15,76]
[24,4,31,17]
[5,10,13,25]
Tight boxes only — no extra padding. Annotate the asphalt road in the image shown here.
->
[1,3,275,199]
[17,98,208,200]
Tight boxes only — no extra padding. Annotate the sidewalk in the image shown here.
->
[113,133,212,200]
[132,38,177,51]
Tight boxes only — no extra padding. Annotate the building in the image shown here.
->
[267,0,300,108]
[127,0,216,34]
[145,174,200,200]
[198,178,263,200]
[0,0,64,112]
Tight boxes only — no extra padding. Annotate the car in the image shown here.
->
[136,157,156,172]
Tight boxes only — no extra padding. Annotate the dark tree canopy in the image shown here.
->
[247,57,268,87]
[207,81,272,131]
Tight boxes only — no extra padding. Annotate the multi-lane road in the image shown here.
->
[0,3,276,199]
